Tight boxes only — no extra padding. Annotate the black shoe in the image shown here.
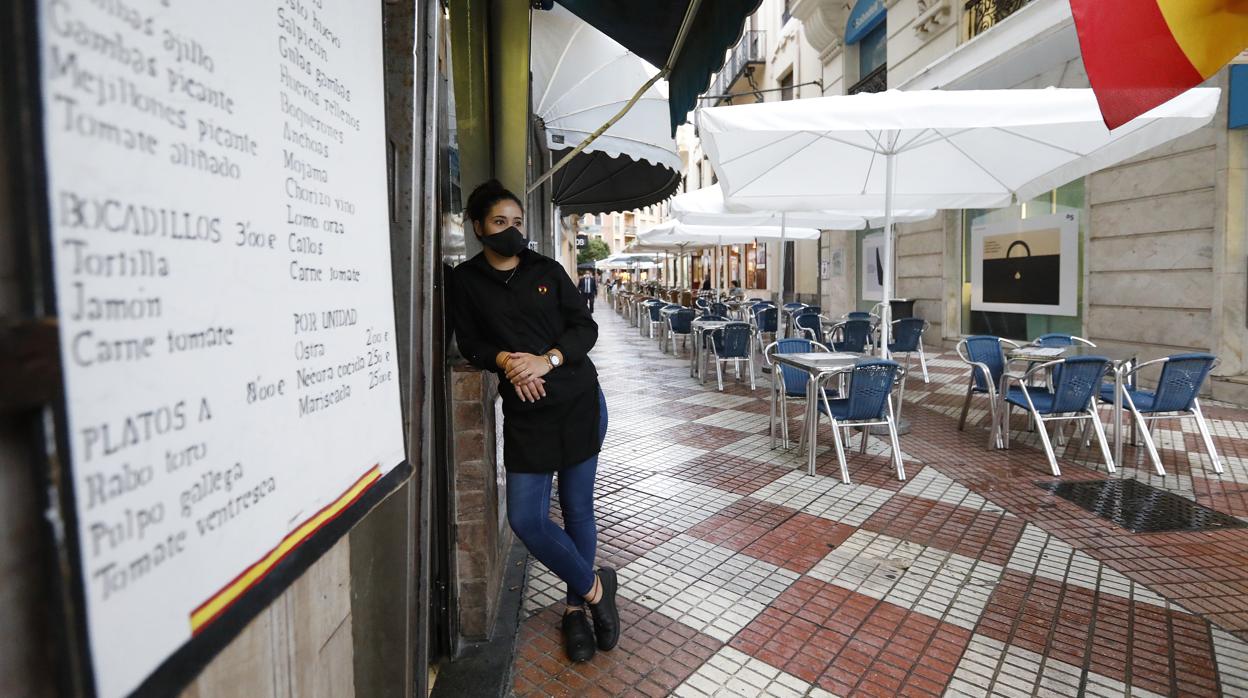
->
[588,568,620,651]
[561,609,596,663]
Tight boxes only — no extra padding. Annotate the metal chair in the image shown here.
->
[781,302,807,337]
[657,303,682,347]
[846,311,875,321]
[643,301,665,339]
[998,356,1115,476]
[710,302,730,318]
[888,317,931,383]
[1099,353,1223,476]
[794,313,827,345]
[955,335,1021,447]
[635,299,657,333]
[754,307,779,357]
[1034,333,1096,347]
[764,338,832,449]
[666,309,696,355]
[810,360,906,483]
[705,322,756,391]
[1032,333,1096,386]
[829,319,874,354]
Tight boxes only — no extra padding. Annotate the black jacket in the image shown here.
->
[449,250,600,473]
[577,275,597,296]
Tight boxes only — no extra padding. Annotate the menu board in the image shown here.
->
[36,1,407,695]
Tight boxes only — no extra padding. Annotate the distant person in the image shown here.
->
[729,280,745,299]
[578,270,597,312]
[449,180,618,664]
[700,278,711,291]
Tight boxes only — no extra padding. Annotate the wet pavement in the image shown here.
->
[511,304,1248,697]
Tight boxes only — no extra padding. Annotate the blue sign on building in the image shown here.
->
[846,0,887,45]
[1230,64,1248,129]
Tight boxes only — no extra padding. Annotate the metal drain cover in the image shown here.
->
[1037,479,1248,534]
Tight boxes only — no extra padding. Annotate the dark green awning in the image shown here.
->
[551,0,763,134]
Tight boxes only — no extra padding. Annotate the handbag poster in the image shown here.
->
[971,212,1079,316]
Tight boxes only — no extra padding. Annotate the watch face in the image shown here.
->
[550,354,561,366]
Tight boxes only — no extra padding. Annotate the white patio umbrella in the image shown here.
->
[699,87,1221,353]
[671,183,937,302]
[639,220,822,293]
[672,183,936,228]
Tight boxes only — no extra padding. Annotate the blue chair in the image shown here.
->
[888,317,931,383]
[1031,333,1096,386]
[657,303,681,348]
[999,356,1115,476]
[710,302,731,317]
[666,309,696,355]
[955,336,1021,447]
[794,313,826,345]
[846,311,874,321]
[764,338,832,449]
[781,302,807,337]
[705,322,755,391]
[811,360,905,483]
[754,307,779,356]
[829,319,874,353]
[1100,353,1222,477]
[643,301,666,339]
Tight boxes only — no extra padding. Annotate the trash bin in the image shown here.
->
[889,299,916,319]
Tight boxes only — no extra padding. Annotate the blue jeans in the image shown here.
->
[507,389,608,606]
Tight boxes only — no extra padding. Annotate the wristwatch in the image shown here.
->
[545,352,562,369]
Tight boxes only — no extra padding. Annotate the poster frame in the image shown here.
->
[969,211,1080,317]
[9,1,414,695]
[860,232,884,302]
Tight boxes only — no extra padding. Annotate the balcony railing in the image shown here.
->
[965,0,1032,39]
[848,63,887,95]
[710,30,766,102]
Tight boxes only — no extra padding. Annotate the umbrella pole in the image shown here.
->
[779,212,787,306]
[881,152,895,359]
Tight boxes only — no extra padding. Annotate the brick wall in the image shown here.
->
[450,362,513,641]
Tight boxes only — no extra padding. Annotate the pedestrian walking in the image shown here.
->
[578,269,598,312]
[449,180,619,663]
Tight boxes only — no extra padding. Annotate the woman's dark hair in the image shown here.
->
[464,179,523,223]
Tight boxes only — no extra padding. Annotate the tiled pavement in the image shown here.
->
[511,306,1248,697]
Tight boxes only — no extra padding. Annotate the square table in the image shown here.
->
[769,352,863,475]
[1004,344,1139,466]
[689,319,731,381]
[657,305,682,351]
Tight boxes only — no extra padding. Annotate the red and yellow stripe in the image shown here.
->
[189,466,382,633]
[1071,0,1248,129]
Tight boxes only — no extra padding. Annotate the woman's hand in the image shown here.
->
[504,352,552,385]
[515,377,546,403]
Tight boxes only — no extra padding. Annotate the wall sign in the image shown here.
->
[971,212,1080,317]
[36,1,407,695]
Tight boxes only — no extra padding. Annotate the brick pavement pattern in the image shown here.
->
[511,307,1248,697]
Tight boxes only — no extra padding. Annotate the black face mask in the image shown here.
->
[478,226,528,258]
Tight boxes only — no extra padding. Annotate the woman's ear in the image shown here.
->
[471,219,482,238]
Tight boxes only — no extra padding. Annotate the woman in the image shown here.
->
[449,180,618,663]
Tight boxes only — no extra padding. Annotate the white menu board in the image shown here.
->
[36,1,406,695]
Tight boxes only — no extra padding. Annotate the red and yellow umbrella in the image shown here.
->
[1071,0,1248,128]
